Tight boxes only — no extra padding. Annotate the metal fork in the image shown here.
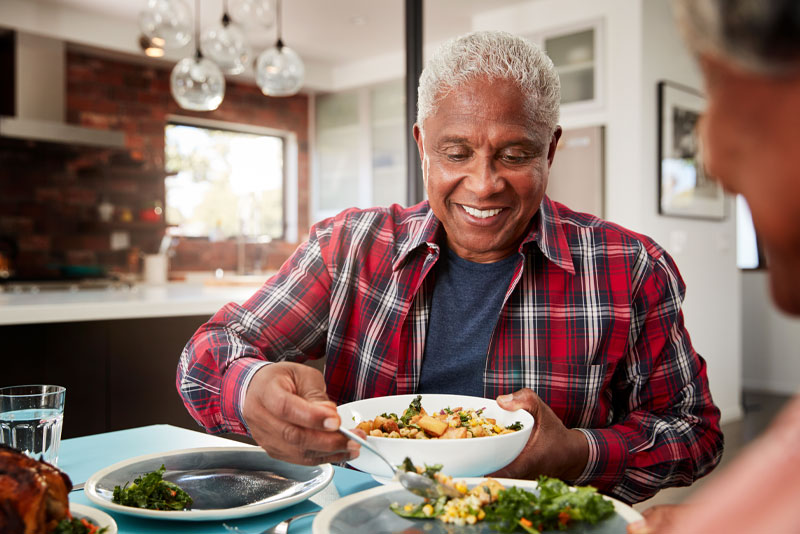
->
[223,511,317,534]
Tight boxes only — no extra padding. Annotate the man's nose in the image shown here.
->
[464,156,504,197]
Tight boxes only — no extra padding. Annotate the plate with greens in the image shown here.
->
[312,476,642,534]
[58,503,117,534]
[84,446,333,521]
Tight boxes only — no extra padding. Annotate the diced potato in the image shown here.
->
[417,414,449,437]
[373,415,390,430]
[471,478,505,502]
[470,425,487,437]
[441,426,468,439]
[356,421,373,433]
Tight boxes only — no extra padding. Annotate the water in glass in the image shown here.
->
[0,385,66,465]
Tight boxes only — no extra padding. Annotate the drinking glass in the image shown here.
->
[0,385,66,465]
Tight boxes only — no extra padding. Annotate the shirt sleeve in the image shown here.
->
[175,224,333,435]
[572,247,724,504]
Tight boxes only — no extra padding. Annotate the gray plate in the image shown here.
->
[85,446,333,521]
[313,478,641,534]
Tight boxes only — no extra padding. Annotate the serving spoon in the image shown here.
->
[338,426,461,500]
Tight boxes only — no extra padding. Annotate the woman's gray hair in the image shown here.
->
[674,0,800,75]
[417,30,560,134]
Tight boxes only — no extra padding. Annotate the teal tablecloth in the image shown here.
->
[63,424,379,534]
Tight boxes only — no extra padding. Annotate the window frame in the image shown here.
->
[165,114,299,243]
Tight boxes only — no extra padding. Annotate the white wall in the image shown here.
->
[639,0,742,422]
[742,272,800,394]
[475,0,743,423]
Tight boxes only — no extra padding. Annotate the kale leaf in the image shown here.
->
[111,464,193,511]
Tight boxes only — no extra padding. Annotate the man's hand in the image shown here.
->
[488,388,588,481]
[242,362,360,465]
[626,504,685,534]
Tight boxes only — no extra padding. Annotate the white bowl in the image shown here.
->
[338,394,533,478]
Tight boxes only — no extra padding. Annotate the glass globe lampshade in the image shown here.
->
[170,55,226,111]
[229,0,275,29]
[139,0,192,49]
[255,43,304,97]
[200,16,250,75]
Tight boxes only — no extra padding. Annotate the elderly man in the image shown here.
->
[177,31,722,504]
[628,1,800,532]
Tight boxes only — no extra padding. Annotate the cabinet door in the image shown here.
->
[536,20,604,112]
[106,316,206,433]
[1,323,108,439]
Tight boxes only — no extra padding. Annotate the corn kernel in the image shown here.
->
[466,515,477,525]
[478,509,486,520]
[456,482,468,494]
[493,425,503,433]
[422,504,434,516]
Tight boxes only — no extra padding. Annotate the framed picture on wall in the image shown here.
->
[657,81,725,220]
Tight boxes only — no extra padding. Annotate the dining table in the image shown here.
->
[62,424,381,534]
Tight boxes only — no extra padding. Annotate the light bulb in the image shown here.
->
[138,34,165,58]
[255,43,304,97]
[170,56,225,111]
[229,0,276,29]
[139,0,192,49]
[200,16,250,75]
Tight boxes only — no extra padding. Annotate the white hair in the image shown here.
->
[417,30,560,135]
[674,0,800,75]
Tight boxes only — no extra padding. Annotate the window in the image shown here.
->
[165,121,285,240]
[736,195,766,270]
[312,79,407,222]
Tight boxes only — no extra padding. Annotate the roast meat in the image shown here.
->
[0,444,72,534]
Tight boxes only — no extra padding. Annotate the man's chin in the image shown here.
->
[768,255,800,316]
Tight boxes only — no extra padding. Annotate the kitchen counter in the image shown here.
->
[0,281,262,325]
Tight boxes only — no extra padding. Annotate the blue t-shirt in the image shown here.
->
[417,245,519,397]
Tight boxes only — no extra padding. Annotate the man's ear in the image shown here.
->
[546,126,562,168]
[413,123,425,162]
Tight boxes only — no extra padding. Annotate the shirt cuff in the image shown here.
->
[219,358,272,435]
[572,427,630,492]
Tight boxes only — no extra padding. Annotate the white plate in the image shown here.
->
[313,478,643,534]
[69,503,118,534]
[84,446,333,521]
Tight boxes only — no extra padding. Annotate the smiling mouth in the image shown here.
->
[460,205,503,219]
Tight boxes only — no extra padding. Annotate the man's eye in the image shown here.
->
[499,153,532,164]
[446,152,470,162]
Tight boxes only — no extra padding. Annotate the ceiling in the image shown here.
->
[37,0,533,67]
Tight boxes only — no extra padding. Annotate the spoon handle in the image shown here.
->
[338,426,396,474]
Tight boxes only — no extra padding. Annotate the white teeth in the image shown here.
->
[461,205,502,219]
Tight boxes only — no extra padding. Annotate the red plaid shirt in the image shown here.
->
[178,197,723,503]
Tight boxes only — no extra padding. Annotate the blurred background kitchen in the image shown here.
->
[1,0,798,511]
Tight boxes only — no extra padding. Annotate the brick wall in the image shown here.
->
[0,50,309,280]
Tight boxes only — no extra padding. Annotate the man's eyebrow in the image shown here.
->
[436,136,471,145]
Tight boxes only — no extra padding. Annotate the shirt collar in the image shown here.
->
[392,202,442,271]
[393,196,575,275]
[526,196,576,275]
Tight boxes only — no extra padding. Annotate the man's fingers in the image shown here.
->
[271,386,340,430]
[497,388,540,413]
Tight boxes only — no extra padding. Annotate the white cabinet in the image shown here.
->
[313,80,407,223]
[528,20,604,113]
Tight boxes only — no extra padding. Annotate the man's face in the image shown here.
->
[699,56,800,314]
[413,78,560,263]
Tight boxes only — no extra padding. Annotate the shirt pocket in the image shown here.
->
[523,361,611,429]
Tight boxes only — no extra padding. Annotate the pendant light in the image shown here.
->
[255,0,304,97]
[228,0,276,29]
[138,0,192,49]
[200,0,251,75]
[170,0,225,111]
